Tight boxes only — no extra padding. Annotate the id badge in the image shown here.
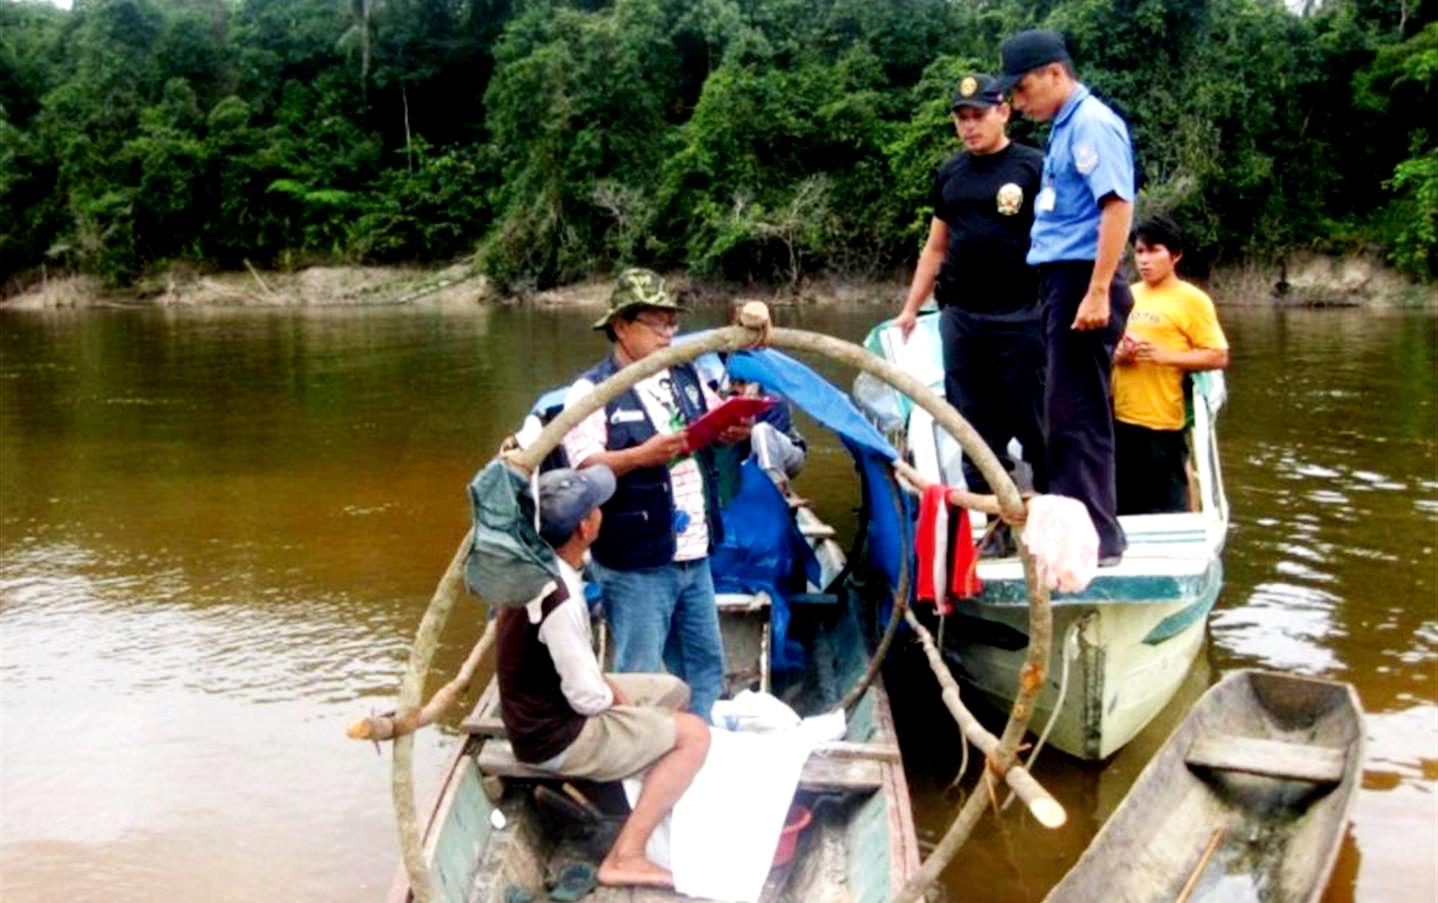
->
[1036,186,1057,213]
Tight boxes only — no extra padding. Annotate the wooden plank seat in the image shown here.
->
[1185,733,1347,784]
[474,738,894,793]
[714,591,772,613]
[464,684,901,770]
[462,680,506,737]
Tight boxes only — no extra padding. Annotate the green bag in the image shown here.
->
[464,459,562,608]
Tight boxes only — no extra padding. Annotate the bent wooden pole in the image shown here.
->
[893,545,1056,903]
[391,536,471,903]
[760,328,1058,900]
[893,458,1008,517]
[388,320,1053,903]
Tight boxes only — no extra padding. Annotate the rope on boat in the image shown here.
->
[831,468,910,715]
[381,317,1058,903]
[1001,619,1081,813]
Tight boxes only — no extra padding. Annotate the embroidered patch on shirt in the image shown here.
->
[1074,142,1099,175]
[996,182,1023,216]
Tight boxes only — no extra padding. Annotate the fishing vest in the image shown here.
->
[496,585,587,763]
[581,355,724,570]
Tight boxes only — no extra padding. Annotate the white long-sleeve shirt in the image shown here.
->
[529,559,613,716]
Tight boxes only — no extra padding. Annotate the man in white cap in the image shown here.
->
[496,464,711,889]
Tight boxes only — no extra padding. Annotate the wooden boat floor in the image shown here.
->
[470,787,865,903]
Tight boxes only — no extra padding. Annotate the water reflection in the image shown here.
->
[1216,309,1437,711]
[1,304,1434,902]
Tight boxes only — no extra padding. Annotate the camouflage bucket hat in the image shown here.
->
[592,268,686,330]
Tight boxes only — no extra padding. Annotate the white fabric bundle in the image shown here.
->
[625,696,846,902]
[1020,494,1099,592]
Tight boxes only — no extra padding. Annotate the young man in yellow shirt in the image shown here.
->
[1112,215,1229,514]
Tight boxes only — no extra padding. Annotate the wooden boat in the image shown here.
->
[388,344,924,902]
[860,310,1229,759]
[386,503,918,903]
[1045,669,1365,902]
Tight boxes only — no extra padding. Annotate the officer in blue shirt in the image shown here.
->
[997,29,1135,565]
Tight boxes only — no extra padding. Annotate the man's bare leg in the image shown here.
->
[597,712,710,887]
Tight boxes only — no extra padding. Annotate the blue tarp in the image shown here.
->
[702,344,908,595]
[709,458,819,673]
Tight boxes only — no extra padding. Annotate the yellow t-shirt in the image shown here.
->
[1113,279,1228,431]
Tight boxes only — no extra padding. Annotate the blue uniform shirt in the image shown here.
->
[1027,84,1135,265]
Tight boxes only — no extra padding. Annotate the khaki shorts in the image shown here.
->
[544,674,691,782]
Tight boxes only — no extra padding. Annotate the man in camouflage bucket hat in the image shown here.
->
[560,268,747,724]
[592,267,687,331]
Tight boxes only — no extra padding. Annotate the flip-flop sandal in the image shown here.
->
[534,785,599,824]
[546,861,597,902]
[502,886,536,903]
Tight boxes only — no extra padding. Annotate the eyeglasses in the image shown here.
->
[633,315,679,336]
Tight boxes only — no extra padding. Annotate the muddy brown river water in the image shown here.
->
[1,301,1433,902]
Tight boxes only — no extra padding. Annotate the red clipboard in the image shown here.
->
[684,396,776,451]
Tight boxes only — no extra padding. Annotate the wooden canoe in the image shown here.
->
[387,506,920,903]
[1044,669,1365,902]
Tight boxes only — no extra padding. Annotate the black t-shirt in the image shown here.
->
[929,141,1044,316]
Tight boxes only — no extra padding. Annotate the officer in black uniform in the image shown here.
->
[896,73,1047,501]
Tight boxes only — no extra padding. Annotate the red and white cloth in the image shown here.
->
[914,485,982,614]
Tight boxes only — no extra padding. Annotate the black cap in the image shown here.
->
[995,29,1071,91]
[532,465,617,546]
[951,74,1004,110]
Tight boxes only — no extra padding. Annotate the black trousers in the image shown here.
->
[1038,262,1133,559]
[939,305,1047,495]
[1115,420,1190,514]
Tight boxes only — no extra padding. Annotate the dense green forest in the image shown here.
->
[1,0,1434,294]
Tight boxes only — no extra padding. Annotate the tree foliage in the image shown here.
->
[0,0,1434,290]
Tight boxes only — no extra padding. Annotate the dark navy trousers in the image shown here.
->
[939,305,1047,495]
[1038,262,1132,559]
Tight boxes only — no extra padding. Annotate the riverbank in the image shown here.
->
[0,264,492,311]
[3,251,1433,310]
[0,264,904,312]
